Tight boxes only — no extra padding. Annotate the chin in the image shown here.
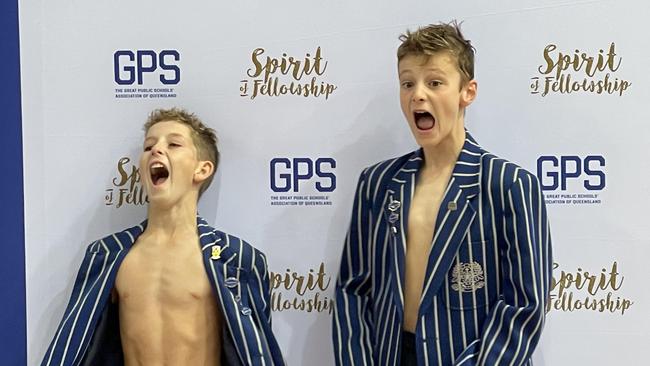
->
[147,191,170,203]
[413,133,442,148]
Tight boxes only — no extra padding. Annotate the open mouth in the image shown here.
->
[150,162,169,186]
[414,111,435,130]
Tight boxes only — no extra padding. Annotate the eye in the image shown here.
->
[400,81,413,89]
[169,143,181,148]
[144,145,152,152]
[428,80,442,87]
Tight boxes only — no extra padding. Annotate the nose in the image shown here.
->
[151,144,164,156]
[412,83,426,102]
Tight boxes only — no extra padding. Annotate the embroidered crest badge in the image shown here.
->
[451,261,485,292]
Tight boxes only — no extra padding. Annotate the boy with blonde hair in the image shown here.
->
[42,108,285,366]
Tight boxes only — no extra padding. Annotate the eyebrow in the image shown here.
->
[166,133,187,139]
[399,68,447,77]
[143,133,188,144]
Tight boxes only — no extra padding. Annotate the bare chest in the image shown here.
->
[402,173,451,331]
[115,238,214,307]
[407,177,449,248]
[115,237,222,365]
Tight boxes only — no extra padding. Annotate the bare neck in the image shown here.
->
[420,128,465,176]
[145,197,199,241]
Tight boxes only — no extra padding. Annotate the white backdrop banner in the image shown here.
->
[21,0,649,365]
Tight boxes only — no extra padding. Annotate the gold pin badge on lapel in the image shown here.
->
[447,201,457,211]
[211,245,222,260]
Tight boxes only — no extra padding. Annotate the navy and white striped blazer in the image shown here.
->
[333,133,552,366]
[41,216,285,366]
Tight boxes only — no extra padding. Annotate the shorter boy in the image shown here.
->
[41,108,285,366]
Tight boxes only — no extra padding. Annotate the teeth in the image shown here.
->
[151,162,164,169]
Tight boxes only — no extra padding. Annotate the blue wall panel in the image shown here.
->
[0,0,27,364]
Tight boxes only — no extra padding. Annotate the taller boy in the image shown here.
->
[333,22,552,365]
[42,108,285,366]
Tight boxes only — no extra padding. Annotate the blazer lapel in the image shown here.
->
[418,134,482,314]
[197,217,257,365]
[385,151,422,319]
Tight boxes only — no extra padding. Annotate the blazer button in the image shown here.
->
[225,277,238,288]
[240,307,252,316]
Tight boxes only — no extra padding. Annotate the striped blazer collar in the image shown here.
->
[449,132,483,199]
[385,132,484,236]
[385,132,484,318]
[195,216,239,267]
[390,132,483,193]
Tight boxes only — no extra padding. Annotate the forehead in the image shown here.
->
[398,52,459,75]
[145,120,193,139]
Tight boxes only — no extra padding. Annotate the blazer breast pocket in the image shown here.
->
[441,239,497,311]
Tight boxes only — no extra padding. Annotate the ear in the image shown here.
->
[193,160,214,184]
[460,79,477,108]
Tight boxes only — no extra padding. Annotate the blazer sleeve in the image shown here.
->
[454,171,553,366]
[41,241,103,366]
[332,169,375,366]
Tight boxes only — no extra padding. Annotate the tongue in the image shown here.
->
[154,176,167,186]
[416,115,435,130]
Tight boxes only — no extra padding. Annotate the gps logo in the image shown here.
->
[114,50,180,85]
[537,155,605,191]
[270,158,336,192]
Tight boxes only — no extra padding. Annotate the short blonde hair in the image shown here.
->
[397,21,475,86]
